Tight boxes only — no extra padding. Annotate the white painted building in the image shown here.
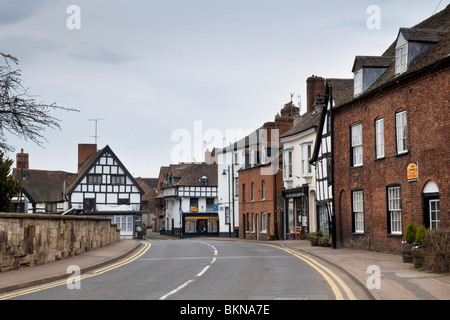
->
[280,110,320,238]
[160,162,218,237]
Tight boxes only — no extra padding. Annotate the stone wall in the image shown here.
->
[0,213,120,272]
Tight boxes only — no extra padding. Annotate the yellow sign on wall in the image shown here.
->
[407,162,419,182]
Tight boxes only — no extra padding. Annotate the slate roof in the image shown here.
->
[343,4,450,105]
[281,109,321,139]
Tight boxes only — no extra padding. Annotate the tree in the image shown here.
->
[0,52,78,152]
[0,151,22,212]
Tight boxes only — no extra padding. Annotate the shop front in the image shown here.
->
[282,186,309,239]
[183,213,220,237]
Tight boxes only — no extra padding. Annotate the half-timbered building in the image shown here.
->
[65,144,144,239]
[159,162,218,238]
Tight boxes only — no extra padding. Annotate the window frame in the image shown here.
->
[354,68,363,96]
[87,174,102,185]
[111,174,126,185]
[301,143,313,177]
[283,149,293,180]
[351,122,363,167]
[395,109,408,155]
[352,190,364,234]
[375,117,385,159]
[387,185,402,235]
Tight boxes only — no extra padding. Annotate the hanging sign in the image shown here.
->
[407,162,419,182]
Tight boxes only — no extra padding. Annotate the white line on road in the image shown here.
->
[158,241,217,300]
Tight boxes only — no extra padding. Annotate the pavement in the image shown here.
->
[0,232,449,300]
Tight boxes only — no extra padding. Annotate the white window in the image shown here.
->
[235,177,239,196]
[354,69,363,96]
[351,123,363,167]
[395,44,408,75]
[111,216,133,233]
[396,110,408,154]
[375,118,385,159]
[283,150,293,180]
[430,200,440,230]
[388,187,402,234]
[301,143,312,176]
[261,212,267,233]
[353,191,364,233]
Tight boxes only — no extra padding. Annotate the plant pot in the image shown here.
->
[412,250,422,268]
[310,237,319,246]
[402,245,413,263]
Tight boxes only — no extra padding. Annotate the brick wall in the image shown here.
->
[238,164,284,240]
[333,68,449,252]
[0,213,120,272]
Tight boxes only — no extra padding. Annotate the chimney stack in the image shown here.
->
[306,76,325,114]
[16,148,29,170]
[78,144,97,170]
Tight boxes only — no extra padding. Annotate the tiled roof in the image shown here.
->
[13,169,75,203]
[164,162,218,187]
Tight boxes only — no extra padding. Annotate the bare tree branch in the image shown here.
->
[0,52,79,152]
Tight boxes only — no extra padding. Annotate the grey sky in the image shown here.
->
[1,0,446,177]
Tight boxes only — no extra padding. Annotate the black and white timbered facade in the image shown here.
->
[66,145,144,239]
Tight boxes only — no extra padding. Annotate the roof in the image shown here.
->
[163,162,218,188]
[13,169,75,203]
[65,145,144,194]
[352,56,393,73]
[281,109,321,139]
[343,4,450,105]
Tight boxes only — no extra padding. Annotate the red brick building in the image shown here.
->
[238,102,299,240]
[332,6,449,252]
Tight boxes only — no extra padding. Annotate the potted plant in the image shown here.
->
[307,231,322,246]
[402,221,417,263]
[411,245,422,268]
[414,225,428,269]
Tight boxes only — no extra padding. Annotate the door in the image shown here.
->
[198,219,207,233]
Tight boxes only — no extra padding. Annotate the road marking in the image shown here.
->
[264,244,356,300]
[159,280,194,300]
[0,242,151,300]
[159,241,217,300]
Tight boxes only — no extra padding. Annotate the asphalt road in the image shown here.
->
[7,237,370,301]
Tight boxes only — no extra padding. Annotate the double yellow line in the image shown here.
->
[0,242,151,300]
[264,244,356,300]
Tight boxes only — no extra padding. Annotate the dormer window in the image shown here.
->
[199,175,208,186]
[354,69,363,96]
[395,28,445,76]
[352,56,391,97]
[395,33,408,75]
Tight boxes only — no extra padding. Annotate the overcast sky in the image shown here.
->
[1,0,447,178]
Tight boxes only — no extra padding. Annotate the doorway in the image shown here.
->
[423,181,440,230]
[198,219,207,234]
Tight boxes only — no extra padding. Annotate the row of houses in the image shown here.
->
[9,5,449,252]
[158,5,449,253]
